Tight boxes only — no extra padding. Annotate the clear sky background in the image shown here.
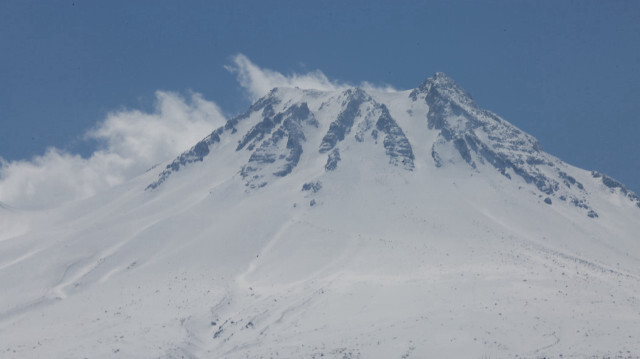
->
[1,0,639,207]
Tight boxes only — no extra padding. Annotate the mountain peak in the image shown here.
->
[428,71,455,85]
[410,72,473,105]
[146,71,640,216]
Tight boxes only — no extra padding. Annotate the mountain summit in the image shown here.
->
[148,73,639,217]
[1,73,639,358]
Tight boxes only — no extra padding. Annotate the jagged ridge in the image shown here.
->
[410,73,610,215]
[148,87,416,190]
[239,102,318,188]
[146,73,639,216]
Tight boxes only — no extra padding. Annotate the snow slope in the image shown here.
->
[1,74,639,358]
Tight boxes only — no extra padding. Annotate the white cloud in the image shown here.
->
[0,91,225,210]
[225,54,398,100]
[0,54,397,210]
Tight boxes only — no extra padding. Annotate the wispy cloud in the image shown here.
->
[0,54,397,210]
[0,91,224,210]
[225,54,398,100]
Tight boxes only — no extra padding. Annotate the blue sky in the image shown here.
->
[1,0,639,206]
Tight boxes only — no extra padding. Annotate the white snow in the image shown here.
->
[1,80,639,358]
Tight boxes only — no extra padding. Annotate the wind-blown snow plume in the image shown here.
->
[0,55,397,210]
[0,91,224,210]
[225,54,398,100]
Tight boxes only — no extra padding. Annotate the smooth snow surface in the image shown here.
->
[1,74,639,358]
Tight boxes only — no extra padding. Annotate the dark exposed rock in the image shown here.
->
[319,89,367,153]
[146,127,224,190]
[236,109,282,152]
[571,198,589,210]
[146,90,284,190]
[603,175,625,191]
[240,103,315,187]
[302,181,322,193]
[371,129,378,140]
[225,89,281,131]
[558,171,583,190]
[415,73,581,202]
[544,197,552,205]
[325,148,341,171]
[592,171,640,207]
[453,138,474,168]
[375,104,414,170]
[237,98,311,152]
[431,146,443,168]
[593,171,626,193]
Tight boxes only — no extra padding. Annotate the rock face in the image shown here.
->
[415,74,557,188]
[238,102,317,188]
[408,73,639,215]
[146,128,222,190]
[592,170,640,208]
[319,88,367,154]
[148,86,417,189]
[147,73,639,216]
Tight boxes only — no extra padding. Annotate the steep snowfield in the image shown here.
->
[1,74,639,358]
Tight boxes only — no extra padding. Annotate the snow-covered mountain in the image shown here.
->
[1,73,639,358]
